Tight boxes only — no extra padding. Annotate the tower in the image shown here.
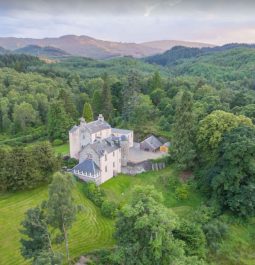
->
[79,117,91,148]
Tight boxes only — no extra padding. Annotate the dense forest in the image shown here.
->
[1,45,255,264]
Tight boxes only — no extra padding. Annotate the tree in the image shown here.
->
[208,125,255,216]
[58,89,78,119]
[197,110,253,163]
[20,205,53,263]
[83,102,93,122]
[101,73,113,120]
[114,186,185,265]
[13,102,38,131]
[92,90,103,118]
[31,141,60,178]
[47,100,73,141]
[129,94,156,126]
[174,221,206,258]
[47,173,77,264]
[148,71,163,93]
[171,91,196,170]
[122,71,141,122]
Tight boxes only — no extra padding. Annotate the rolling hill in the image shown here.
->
[14,45,70,58]
[0,35,214,59]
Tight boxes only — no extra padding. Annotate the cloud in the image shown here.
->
[0,0,255,44]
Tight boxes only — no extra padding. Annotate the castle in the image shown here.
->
[69,114,133,184]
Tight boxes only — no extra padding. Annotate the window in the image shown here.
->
[113,162,115,168]
[105,166,107,172]
[113,151,115,157]
[105,154,107,161]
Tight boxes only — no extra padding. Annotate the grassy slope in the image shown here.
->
[102,168,255,265]
[0,183,114,265]
[0,167,254,265]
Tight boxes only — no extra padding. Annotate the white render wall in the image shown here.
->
[91,128,112,142]
[69,129,80,159]
[100,148,121,183]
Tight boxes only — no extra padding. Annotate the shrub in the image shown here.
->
[83,182,105,207]
[203,219,228,252]
[175,183,189,200]
[63,157,78,169]
[52,139,64,146]
[101,200,118,218]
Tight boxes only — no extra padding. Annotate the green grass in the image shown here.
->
[0,183,114,265]
[1,167,255,265]
[102,167,203,215]
[53,143,69,156]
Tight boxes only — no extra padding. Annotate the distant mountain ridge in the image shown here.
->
[0,35,214,59]
[144,43,255,66]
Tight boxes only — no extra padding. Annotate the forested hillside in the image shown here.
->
[0,46,255,265]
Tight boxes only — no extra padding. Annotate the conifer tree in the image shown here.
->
[92,90,102,117]
[122,70,141,122]
[47,100,73,141]
[83,102,93,122]
[171,91,196,170]
[101,73,113,120]
[58,89,78,119]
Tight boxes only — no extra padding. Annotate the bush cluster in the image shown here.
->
[82,182,118,218]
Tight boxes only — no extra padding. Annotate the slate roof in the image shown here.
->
[72,159,100,175]
[86,120,111,133]
[69,125,79,133]
[90,138,120,157]
[141,135,163,151]
[112,128,133,134]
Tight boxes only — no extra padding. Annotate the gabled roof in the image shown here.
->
[85,120,111,134]
[71,159,100,175]
[141,135,163,150]
[89,138,120,157]
[112,128,133,134]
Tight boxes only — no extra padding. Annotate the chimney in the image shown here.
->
[98,114,104,122]
[80,117,86,126]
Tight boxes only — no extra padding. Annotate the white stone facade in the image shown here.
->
[69,115,133,184]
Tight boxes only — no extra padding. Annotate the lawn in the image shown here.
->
[0,182,114,265]
[1,167,255,265]
[53,143,70,156]
[102,166,203,216]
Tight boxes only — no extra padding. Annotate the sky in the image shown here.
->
[1,0,255,44]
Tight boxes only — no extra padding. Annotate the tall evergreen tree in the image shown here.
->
[101,74,113,120]
[171,91,196,170]
[122,71,141,122]
[149,71,163,93]
[47,100,73,141]
[47,173,77,264]
[58,89,78,120]
[83,102,93,122]
[92,90,102,118]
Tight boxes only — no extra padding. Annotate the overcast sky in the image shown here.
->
[1,0,255,44]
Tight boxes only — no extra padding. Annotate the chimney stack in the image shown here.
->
[98,114,104,122]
